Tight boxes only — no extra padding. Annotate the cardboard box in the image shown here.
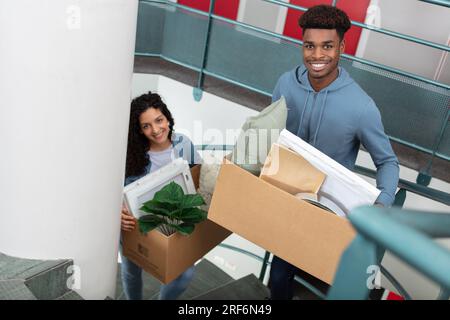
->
[122,166,231,284]
[208,148,356,284]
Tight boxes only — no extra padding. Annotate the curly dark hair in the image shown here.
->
[125,91,175,178]
[299,5,351,41]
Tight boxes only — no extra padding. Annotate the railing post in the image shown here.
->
[193,0,216,101]
[417,108,450,186]
[259,251,271,282]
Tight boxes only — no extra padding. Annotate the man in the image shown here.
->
[270,5,399,300]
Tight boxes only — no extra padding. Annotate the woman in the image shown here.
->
[120,91,201,300]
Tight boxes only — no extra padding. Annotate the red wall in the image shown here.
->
[282,0,370,55]
[178,0,240,20]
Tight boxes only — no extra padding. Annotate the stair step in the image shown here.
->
[115,259,234,300]
[26,260,73,300]
[0,253,66,280]
[55,290,84,300]
[0,280,37,300]
[178,259,234,300]
[192,274,269,300]
[0,252,73,300]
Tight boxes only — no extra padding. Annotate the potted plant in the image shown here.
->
[138,181,207,236]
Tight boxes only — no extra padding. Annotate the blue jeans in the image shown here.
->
[120,253,195,300]
[269,255,299,300]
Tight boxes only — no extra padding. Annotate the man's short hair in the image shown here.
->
[299,5,351,41]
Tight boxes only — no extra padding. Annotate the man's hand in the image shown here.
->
[121,204,136,232]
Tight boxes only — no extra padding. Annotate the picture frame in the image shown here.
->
[123,158,196,219]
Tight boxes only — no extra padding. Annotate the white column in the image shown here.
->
[0,0,138,299]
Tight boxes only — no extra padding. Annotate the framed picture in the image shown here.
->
[123,158,196,218]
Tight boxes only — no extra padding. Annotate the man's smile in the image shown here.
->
[308,61,329,72]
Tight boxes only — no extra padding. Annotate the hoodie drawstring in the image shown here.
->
[312,89,328,146]
[297,91,310,137]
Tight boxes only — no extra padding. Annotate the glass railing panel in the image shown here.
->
[342,57,450,159]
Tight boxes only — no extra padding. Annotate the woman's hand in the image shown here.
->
[121,204,136,232]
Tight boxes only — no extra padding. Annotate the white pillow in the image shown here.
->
[231,96,287,175]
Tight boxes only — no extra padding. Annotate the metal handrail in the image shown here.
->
[138,0,450,163]
[216,243,327,298]
[350,207,450,290]
[137,1,450,298]
[327,206,450,299]
[216,211,449,300]
[139,0,450,90]
[210,8,450,91]
[137,54,449,162]
[195,144,450,205]
[261,0,450,52]
[379,264,412,300]
[354,165,450,206]
[217,243,415,300]
[194,144,450,205]
[419,0,450,8]
[197,144,450,299]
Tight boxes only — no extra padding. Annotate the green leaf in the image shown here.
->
[140,200,170,216]
[136,182,208,236]
[181,194,206,208]
[178,207,207,223]
[138,215,165,234]
[139,215,165,223]
[153,182,184,204]
[170,223,195,236]
[168,208,183,219]
[157,201,179,213]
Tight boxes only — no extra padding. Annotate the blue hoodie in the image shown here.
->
[272,65,399,207]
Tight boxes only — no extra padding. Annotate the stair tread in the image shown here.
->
[0,252,74,300]
[178,259,234,300]
[55,290,84,300]
[25,260,73,300]
[192,274,269,300]
[0,252,70,280]
[0,280,37,300]
[115,259,234,300]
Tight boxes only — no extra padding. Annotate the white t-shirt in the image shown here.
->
[148,146,175,173]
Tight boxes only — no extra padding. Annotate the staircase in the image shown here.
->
[115,259,269,300]
[192,274,269,300]
[1,252,327,300]
[0,253,82,300]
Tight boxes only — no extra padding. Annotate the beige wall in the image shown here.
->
[356,0,450,84]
